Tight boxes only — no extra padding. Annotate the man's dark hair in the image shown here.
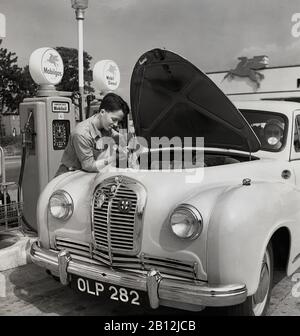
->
[100,93,129,116]
[99,93,129,129]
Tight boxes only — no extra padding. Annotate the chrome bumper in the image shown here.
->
[30,241,247,309]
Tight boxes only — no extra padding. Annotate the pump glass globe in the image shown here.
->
[71,0,88,10]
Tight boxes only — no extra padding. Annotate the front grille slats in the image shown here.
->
[110,217,135,223]
[110,236,134,243]
[110,208,136,214]
[145,261,192,272]
[145,256,195,268]
[93,248,110,259]
[93,223,107,229]
[93,254,111,265]
[110,224,134,230]
[93,178,138,254]
[110,221,134,227]
[110,243,133,249]
[94,227,107,234]
[94,234,108,241]
[94,213,108,220]
[94,232,107,239]
[55,238,91,258]
[55,235,197,279]
[109,230,134,237]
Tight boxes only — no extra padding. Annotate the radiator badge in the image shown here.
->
[118,199,132,213]
[96,193,106,208]
[111,185,117,193]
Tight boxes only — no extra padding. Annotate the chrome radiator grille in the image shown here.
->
[55,177,198,279]
[55,237,198,280]
[92,177,143,256]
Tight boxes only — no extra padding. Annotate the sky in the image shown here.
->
[1,0,300,101]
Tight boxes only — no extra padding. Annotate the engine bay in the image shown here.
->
[133,149,259,170]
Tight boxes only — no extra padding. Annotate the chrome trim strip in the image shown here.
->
[107,193,113,265]
[292,253,300,264]
[31,242,247,308]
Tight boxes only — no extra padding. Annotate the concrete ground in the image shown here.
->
[0,260,299,316]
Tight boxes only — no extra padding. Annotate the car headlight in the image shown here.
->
[169,204,203,240]
[48,190,73,220]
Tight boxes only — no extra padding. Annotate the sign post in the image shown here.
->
[70,0,89,121]
[0,13,5,38]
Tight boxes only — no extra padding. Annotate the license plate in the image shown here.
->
[71,276,148,306]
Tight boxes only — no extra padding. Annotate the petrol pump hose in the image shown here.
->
[18,113,37,234]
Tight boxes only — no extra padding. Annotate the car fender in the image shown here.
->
[37,170,96,248]
[201,180,300,295]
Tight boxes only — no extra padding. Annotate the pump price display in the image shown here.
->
[52,102,69,113]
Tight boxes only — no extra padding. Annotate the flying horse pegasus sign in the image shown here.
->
[224,55,269,88]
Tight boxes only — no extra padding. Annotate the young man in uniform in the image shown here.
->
[55,93,129,176]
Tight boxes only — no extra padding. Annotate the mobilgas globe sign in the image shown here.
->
[29,48,64,85]
[93,60,120,92]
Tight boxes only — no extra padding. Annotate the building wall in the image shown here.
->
[207,65,300,99]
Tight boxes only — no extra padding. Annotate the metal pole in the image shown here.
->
[75,8,85,121]
[0,146,6,185]
[0,146,8,230]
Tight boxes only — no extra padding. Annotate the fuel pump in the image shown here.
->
[19,48,76,231]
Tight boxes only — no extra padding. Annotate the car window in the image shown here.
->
[294,115,300,152]
[240,110,288,152]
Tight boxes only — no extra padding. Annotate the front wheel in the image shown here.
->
[227,243,273,316]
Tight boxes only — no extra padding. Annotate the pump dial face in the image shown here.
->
[52,120,70,150]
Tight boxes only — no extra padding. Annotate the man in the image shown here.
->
[55,93,129,176]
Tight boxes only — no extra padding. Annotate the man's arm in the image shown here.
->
[73,134,113,172]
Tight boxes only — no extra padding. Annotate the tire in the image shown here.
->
[226,243,274,316]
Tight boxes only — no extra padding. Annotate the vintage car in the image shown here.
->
[30,49,300,316]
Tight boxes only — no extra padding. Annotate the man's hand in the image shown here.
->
[116,145,129,161]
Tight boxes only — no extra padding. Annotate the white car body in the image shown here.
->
[30,49,300,315]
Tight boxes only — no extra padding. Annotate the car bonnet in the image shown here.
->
[130,48,261,152]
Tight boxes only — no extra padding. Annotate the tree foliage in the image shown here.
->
[0,40,22,114]
[55,46,94,94]
[20,65,38,98]
[0,40,37,115]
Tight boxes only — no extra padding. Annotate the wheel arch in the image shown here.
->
[268,226,291,279]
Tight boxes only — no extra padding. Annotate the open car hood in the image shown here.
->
[130,49,261,152]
